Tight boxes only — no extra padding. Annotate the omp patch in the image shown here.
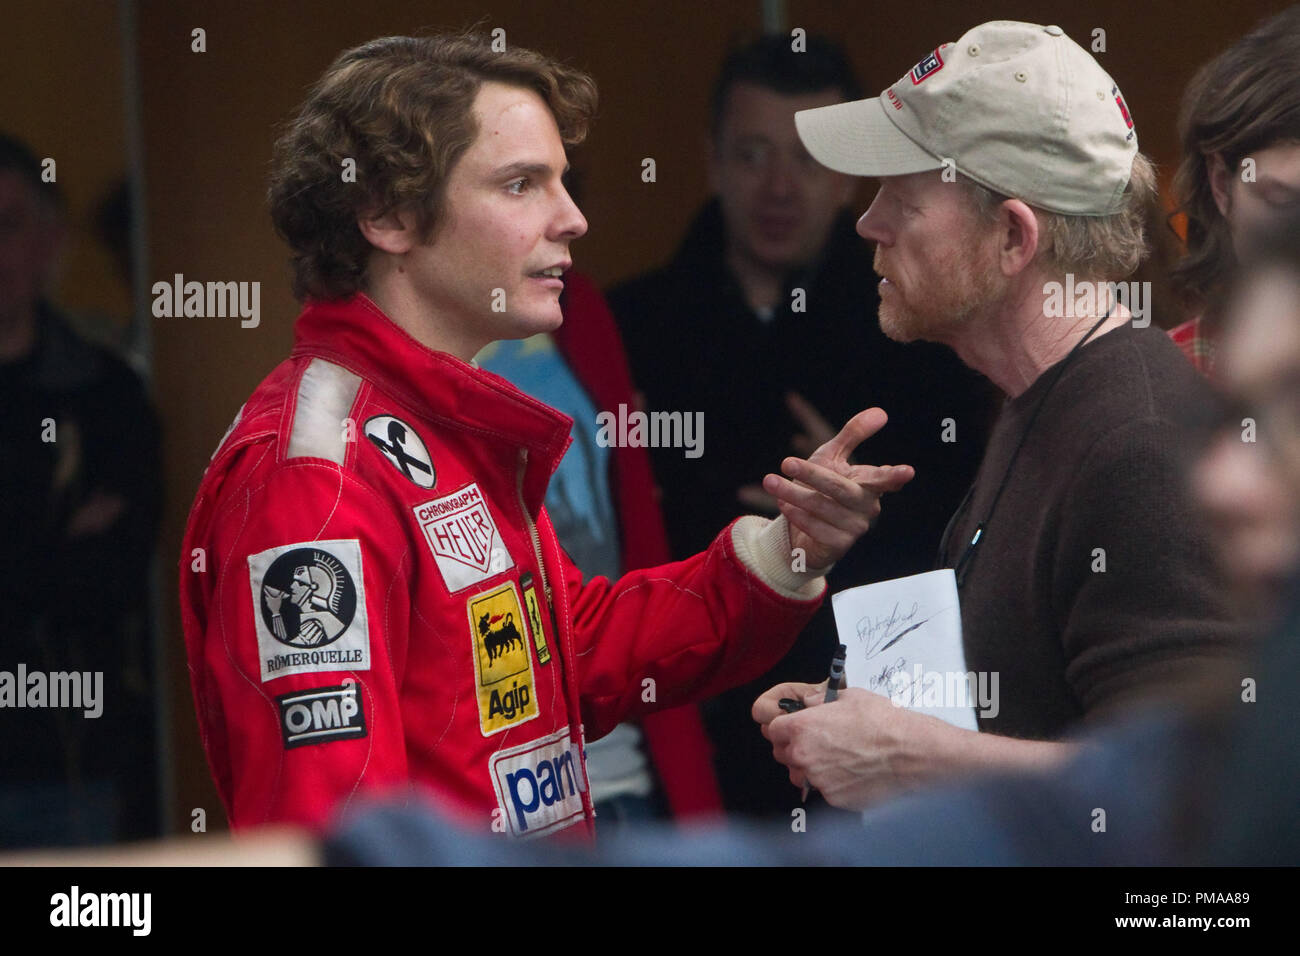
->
[364,415,436,488]
[467,581,538,736]
[414,482,515,593]
[520,572,550,665]
[277,683,367,748]
[248,539,371,682]
[490,726,586,838]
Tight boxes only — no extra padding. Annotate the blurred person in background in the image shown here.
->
[0,132,162,848]
[1168,4,1300,378]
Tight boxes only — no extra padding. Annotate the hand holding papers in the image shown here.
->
[831,569,996,730]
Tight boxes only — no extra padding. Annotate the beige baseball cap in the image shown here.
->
[794,21,1139,215]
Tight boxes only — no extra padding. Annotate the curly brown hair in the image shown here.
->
[1171,6,1300,309]
[267,32,598,302]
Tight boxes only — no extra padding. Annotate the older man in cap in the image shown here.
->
[752,21,1248,810]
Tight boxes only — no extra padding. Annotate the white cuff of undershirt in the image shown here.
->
[729,514,830,601]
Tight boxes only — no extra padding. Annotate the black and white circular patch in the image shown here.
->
[364,415,436,489]
[259,547,358,648]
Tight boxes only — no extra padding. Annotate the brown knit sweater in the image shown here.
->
[940,321,1247,740]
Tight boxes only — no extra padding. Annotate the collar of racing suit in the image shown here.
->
[288,292,576,518]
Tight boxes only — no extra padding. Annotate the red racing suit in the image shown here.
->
[179,294,827,838]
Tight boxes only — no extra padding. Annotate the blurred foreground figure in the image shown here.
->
[1168,5,1300,377]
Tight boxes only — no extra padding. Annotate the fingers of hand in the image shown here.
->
[753,693,784,725]
[779,458,884,512]
[764,467,879,538]
[803,682,829,707]
[753,682,821,724]
[853,462,915,493]
[779,499,857,557]
[762,714,794,745]
[769,726,798,767]
[818,407,888,463]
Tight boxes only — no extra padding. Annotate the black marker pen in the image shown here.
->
[802,644,849,802]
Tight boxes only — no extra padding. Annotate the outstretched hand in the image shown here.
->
[761,407,913,571]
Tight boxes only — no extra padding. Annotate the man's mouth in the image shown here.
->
[756,214,799,239]
[530,266,566,278]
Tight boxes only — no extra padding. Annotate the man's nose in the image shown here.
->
[762,154,801,201]
[553,186,587,241]
[857,189,890,244]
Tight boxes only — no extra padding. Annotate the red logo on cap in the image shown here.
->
[910,47,945,85]
[1112,85,1133,130]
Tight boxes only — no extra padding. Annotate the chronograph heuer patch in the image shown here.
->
[413,482,515,593]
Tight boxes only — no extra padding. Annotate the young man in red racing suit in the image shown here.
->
[178,33,912,839]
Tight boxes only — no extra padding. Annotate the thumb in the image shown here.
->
[821,407,888,465]
[802,679,830,707]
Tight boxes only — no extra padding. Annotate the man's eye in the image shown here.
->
[507,178,529,195]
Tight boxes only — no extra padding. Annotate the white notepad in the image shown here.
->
[830,569,989,731]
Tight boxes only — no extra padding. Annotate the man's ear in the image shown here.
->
[1208,153,1233,219]
[997,199,1040,277]
[357,205,418,255]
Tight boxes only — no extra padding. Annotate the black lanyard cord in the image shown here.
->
[945,307,1116,588]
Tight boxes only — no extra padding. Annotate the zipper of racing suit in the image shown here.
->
[516,448,560,642]
[517,445,591,809]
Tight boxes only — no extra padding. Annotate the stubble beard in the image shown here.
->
[875,243,1003,345]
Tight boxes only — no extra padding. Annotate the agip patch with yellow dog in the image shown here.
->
[467,580,539,736]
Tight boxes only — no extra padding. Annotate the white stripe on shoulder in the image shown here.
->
[286,359,362,464]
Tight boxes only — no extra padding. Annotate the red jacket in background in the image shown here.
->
[554,271,725,820]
